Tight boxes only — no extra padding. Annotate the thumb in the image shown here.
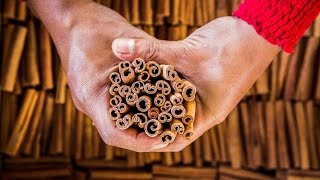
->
[112,38,179,65]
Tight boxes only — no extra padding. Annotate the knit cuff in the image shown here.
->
[233,0,320,53]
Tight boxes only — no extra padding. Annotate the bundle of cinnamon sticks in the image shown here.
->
[108,58,196,144]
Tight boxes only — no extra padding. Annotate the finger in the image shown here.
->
[106,127,169,152]
[112,38,185,69]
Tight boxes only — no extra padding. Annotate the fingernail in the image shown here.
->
[114,38,135,54]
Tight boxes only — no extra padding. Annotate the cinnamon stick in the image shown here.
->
[182,100,196,125]
[160,65,178,81]
[171,105,186,118]
[146,61,161,77]
[194,138,203,167]
[144,119,163,137]
[6,89,39,156]
[148,107,160,119]
[130,0,140,25]
[136,95,152,112]
[22,91,46,155]
[140,0,153,25]
[170,77,184,93]
[132,113,148,128]
[227,106,244,169]
[131,81,145,94]
[137,71,151,82]
[1,25,27,92]
[170,118,185,134]
[169,92,183,105]
[285,101,301,168]
[120,67,136,84]
[181,144,193,165]
[117,102,130,114]
[22,20,40,87]
[160,129,177,144]
[295,102,310,169]
[132,58,146,73]
[125,92,138,106]
[55,65,67,103]
[74,111,85,160]
[118,85,132,98]
[109,106,121,120]
[109,83,120,96]
[110,95,122,107]
[154,93,166,107]
[109,72,122,84]
[144,83,158,94]
[183,122,193,140]
[202,131,213,163]
[155,80,172,95]
[160,100,172,112]
[158,112,173,123]
[116,113,134,130]
[265,101,277,169]
[38,24,54,90]
[181,80,196,101]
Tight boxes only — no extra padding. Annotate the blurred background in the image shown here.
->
[1,0,320,179]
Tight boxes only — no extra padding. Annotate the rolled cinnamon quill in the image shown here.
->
[158,112,173,123]
[170,77,184,93]
[119,61,132,71]
[182,100,196,125]
[144,83,158,94]
[182,80,196,101]
[110,95,122,107]
[132,58,146,73]
[183,123,194,140]
[120,67,135,84]
[118,85,131,98]
[144,119,163,137]
[136,95,152,112]
[160,100,172,112]
[160,65,178,81]
[137,71,150,82]
[171,105,186,118]
[109,106,121,120]
[117,103,130,114]
[132,113,148,128]
[160,129,177,144]
[131,81,145,94]
[146,61,161,77]
[125,92,138,106]
[155,80,171,95]
[109,72,122,84]
[116,114,134,130]
[169,92,183,105]
[148,107,160,119]
[109,83,120,96]
[154,93,166,107]
[170,119,185,134]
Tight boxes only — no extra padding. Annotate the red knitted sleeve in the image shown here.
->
[233,0,320,53]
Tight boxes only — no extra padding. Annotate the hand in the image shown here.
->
[28,0,168,151]
[112,16,280,151]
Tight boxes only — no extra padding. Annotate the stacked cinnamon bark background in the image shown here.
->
[1,0,320,179]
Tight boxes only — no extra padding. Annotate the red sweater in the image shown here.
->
[233,0,320,53]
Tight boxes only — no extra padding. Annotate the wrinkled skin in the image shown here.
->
[28,0,279,152]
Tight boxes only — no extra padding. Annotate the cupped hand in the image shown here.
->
[39,1,168,151]
[112,16,280,151]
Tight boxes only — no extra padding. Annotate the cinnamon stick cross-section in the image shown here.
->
[160,64,178,81]
[132,58,146,73]
[131,81,144,94]
[110,95,122,107]
[181,80,196,101]
[146,61,161,77]
[109,72,121,84]
[158,112,173,123]
[182,100,196,125]
[136,95,152,112]
[116,113,134,130]
[148,107,160,119]
[132,113,148,128]
[144,119,163,137]
[171,105,186,118]
[109,83,120,96]
[125,92,138,106]
[170,119,185,134]
[160,129,177,144]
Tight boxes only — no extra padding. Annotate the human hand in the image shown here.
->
[112,16,280,151]
[28,0,171,151]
